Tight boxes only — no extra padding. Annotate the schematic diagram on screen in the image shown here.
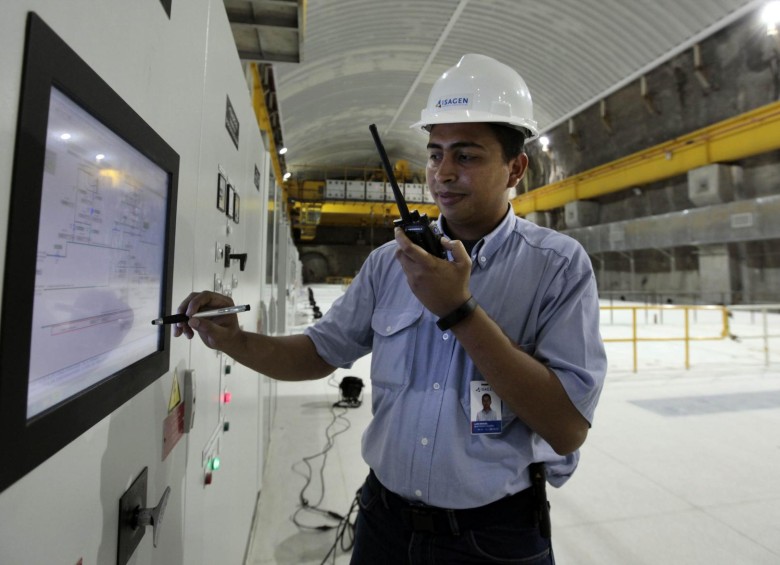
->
[27,88,169,416]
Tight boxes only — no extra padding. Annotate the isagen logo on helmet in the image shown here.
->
[435,95,471,110]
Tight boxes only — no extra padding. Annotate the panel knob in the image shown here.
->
[134,486,171,548]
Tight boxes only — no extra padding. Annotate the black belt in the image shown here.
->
[366,470,540,536]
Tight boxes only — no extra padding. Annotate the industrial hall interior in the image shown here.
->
[1,0,779,564]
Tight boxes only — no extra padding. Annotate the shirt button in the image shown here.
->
[386,325,392,332]
[442,333,450,341]
[433,383,440,390]
[479,256,487,264]
[421,437,428,446]
[415,489,423,497]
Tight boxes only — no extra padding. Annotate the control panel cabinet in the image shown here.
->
[0,2,280,565]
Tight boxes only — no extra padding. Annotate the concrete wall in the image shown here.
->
[299,243,378,282]
[297,225,394,282]
[524,11,780,188]
[517,10,780,304]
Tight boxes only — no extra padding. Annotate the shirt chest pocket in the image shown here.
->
[370,307,423,389]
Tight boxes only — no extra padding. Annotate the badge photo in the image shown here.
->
[470,381,502,435]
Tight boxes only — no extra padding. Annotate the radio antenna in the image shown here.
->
[368,124,411,221]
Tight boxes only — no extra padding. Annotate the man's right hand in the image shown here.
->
[173,291,242,352]
[172,291,334,382]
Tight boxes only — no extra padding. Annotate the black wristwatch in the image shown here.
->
[436,296,478,331]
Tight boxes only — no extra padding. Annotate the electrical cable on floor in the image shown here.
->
[319,488,360,565]
[289,374,365,563]
[291,402,351,531]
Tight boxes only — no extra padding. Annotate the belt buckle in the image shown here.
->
[406,507,437,533]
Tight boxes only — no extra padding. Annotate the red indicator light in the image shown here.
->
[222,391,232,404]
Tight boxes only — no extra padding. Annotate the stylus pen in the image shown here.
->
[151,304,251,325]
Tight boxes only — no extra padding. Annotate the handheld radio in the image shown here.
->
[369,124,447,259]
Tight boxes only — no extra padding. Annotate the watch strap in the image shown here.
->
[436,296,477,331]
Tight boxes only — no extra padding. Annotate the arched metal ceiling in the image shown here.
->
[269,0,766,178]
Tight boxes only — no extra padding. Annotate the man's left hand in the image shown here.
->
[394,227,472,317]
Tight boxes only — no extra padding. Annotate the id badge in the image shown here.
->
[470,381,502,434]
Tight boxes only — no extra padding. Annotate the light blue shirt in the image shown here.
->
[305,209,607,509]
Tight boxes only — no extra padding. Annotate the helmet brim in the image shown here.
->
[410,113,539,142]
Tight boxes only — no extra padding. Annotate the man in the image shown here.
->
[176,54,607,564]
[476,393,499,422]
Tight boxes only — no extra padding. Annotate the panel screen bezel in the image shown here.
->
[0,13,179,492]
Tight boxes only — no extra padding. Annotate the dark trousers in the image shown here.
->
[350,471,554,564]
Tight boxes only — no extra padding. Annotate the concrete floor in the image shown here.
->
[246,285,780,565]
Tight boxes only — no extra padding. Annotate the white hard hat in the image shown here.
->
[411,54,539,141]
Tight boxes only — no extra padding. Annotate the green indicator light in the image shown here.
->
[211,457,221,471]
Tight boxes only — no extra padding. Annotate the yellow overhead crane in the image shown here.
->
[512,98,780,216]
[250,59,780,236]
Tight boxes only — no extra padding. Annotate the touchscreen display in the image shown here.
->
[27,87,169,417]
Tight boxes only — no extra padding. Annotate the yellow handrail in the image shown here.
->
[600,304,730,372]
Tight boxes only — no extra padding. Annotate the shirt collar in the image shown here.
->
[436,205,517,268]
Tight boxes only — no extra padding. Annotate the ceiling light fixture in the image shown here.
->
[278,147,288,155]
[762,1,780,35]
